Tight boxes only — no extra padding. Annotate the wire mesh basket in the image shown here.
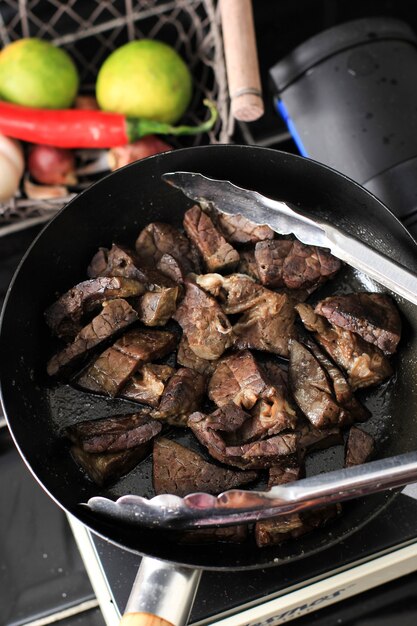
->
[0,0,231,235]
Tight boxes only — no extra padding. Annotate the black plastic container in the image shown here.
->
[270,17,417,220]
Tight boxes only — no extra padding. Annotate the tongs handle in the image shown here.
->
[264,450,417,514]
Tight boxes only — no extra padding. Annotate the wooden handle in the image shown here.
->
[120,612,174,626]
[219,0,264,122]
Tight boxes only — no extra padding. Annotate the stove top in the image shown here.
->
[71,489,417,625]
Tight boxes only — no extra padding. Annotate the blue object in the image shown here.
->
[275,98,308,157]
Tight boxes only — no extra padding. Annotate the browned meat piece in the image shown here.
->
[88,243,176,291]
[221,355,297,442]
[47,299,138,376]
[183,205,239,273]
[256,457,304,548]
[77,347,137,396]
[208,351,274,410]
[179,526,248,544]
[77,329,177,396]
[135,286,179,326]
[268,463,303,488]
[173,281,233,360]
[292,505,342,539]
[176,336,215,375]
[255,513,305,547]
[315,293,401,354]
[204,403,251,433]
[45,276,144,339]
[156,254,187,284]
[213,211,275,244]
[196,273,265,314]
[208,352,296,435]
[305,338,370,423]
[153,368,206,426]
[238,248,260,280]
[289,340,353,429]
[296,303,393,390]
[188,412,227,462]
[66,412,161,453]
[120,364,174,407]
[188,411,298,469]
[71,442,150,486]
[89,243,181,327]
[233,290,296,357]
[345,426,375,467]
[237,396,298,443]
[256,464,341,547]
[298,421,343,455]
[88,244,145,282]
[153,438,258,496]
[225,434,298,468]
[255,239,341,290]
[135,222,200,277]
[87,247,108,278]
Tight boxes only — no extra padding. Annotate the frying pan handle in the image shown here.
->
[120,556,202,626]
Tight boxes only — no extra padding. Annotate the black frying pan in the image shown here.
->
[1,145,417,623]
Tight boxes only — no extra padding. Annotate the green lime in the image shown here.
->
[0,38,79,109]
[96,39,192,124]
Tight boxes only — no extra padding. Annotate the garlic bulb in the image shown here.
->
[0,135,24,202]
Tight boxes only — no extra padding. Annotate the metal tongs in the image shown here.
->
[85,172,417,529]
[87,451,417,529]
[162,171,417,306]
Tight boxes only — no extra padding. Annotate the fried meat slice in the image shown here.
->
[315,293,401,354]
[135,222,200,278]
[296,303,392,390]
[188,411,298,470]
[233,290,296,357]
[71,443,150,487]
[208,350,275,410]
[152,368,206,426]
[47,298,138,376]
[213,211,274,244]
[66,411,161,453]
[345,426,375,467]
[176,335,215,375]
[255,462,304,547]
[120,364,174,407]
[76,329,176,396]
[255,239,341,290]
[135,286,179,326]
[88,243,177,292]
[173,281,233,360]
[153,437,258,496]
[195,273,265,314]
[45,276,144,339]
[183,205,239,273]
[289,339,366,429]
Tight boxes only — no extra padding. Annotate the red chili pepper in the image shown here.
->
[0,99,218,148]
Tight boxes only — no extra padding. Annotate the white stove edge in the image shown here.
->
[67,512,417,626]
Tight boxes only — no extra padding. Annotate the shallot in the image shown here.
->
[28,144,77,185]
[108,136,172,171]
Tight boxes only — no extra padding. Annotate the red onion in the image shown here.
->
[28,144,77,185]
